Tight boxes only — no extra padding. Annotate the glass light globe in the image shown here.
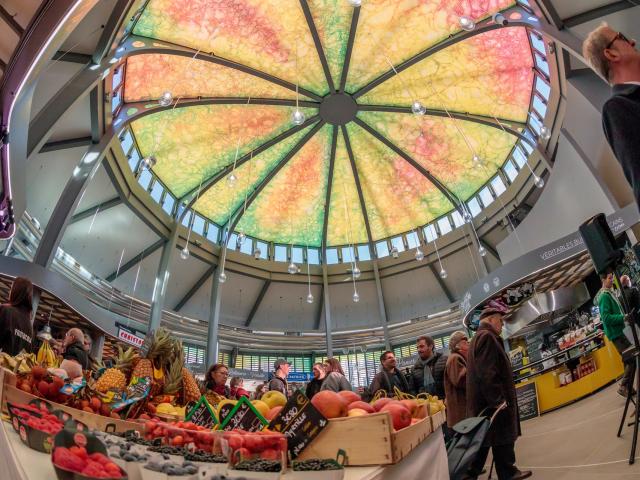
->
[478,246,487,257]
[158,91,173,106]
[472,154,482,167]
[439,268,448,279]
[459,16,476,31]
[390,246,399,258]
[142,155,157,169]
[353,291,360,303]
[227,172,237,186]
[415,248,424,261]
[291,109,305,125]
[348,0,361,6]
[539,125,551,141]
[534,175,545,189]
[180,247,190,260]
[253,248,261,259]
[288,262,298,274]
[237,232,246,245]
[352,266,361,279]
[218,271,227,283]
[306,292,314,304]
[411,101,426,115]
[463,211,472,223]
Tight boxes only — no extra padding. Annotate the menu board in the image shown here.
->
[185,396,217,429]
[268,389,327,458]
[219,397,267,432]
[516,382,539,421]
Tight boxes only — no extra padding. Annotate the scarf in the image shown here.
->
[415,355,436,395]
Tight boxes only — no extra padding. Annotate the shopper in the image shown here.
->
[583,24,640,208]
[320,358,352,392]
[205,363,231,397]
[595,270,635,397]
[305,362,326,400]
[444,331,469,428]
[369,351,412,397]
[620,275,640,321]
[268,358,290,398]
[466,308,531,480]
[412,335,447,398]
[254,382,268,400]
[60,328,89,379]
[229,376,250,399]
[0,276,34,356]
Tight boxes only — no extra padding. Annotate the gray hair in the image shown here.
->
[448,330,468,353]
[582,22,613,84]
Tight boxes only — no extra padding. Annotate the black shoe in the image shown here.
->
[511,470,532,480]
[619,386,630,398]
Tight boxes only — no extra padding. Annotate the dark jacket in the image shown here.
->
[369,368,412,397]
[411,351,448,399]
[0,305,33,356]
[602,83,640,207]
[63,342,89,371]
[268,375,288,398]
[305,377,324,400]
[320,372,352,392]
[622,285,640,323]
[444,352,467,427]
[466,323,520,447]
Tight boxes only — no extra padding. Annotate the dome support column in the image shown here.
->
[372,261,391,351]
[206,264,223,366]
[322,264,333,358]
[148,222,179,332]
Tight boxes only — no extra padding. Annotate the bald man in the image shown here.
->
[60,328,89,378]
[621,275,640,323]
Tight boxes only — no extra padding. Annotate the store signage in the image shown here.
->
[219,396,267,432]
[516,381,539,421]
[287,372,313,382]
[228,368,268,381]
[268,389,327,458]
[117,326,145,347]
[185,396,217,429]
[397,355,417,369]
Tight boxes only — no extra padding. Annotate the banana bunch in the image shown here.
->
[0,351,37,373]
[37,341,57,368]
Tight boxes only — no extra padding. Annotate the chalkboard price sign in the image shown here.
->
[268,389,327,458]
[515,381,539,421]
[185,396,217,429]
[219,397,267,432]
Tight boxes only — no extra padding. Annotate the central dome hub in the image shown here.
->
[319,93,358,125]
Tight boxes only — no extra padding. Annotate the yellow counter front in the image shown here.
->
[516,338,624,414]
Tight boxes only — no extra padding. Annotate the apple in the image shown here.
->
[261,391,287,409]
[399,399,418,417]
[266,406,283,421]
[380,404,412,430]
[311,391,348,419]
[337,390,361,404]
[373,397,394,412]
[347,408,368,417]
[347,401,376,414]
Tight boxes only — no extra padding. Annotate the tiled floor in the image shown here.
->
[478,383,640,479]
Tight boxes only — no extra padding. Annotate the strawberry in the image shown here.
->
[89,452,110,465]
[53,447,86,472]
[69,445,88,460]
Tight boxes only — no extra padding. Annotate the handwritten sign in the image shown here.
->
[516,382,539,421]
[185,396,217,429]
[268,389,327,458]
[219,397,267,432]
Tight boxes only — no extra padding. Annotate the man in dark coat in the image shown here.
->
[465,308,531,480]
[369,351,412,397]
[583,24,640,207]
[412,335,447,399]
[305,362,326,400]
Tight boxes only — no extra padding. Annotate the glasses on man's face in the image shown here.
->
[607,32,631,50]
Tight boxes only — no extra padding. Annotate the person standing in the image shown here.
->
[412,335,448,399]
[369,351,412,397]
[268,359,290,397]
[444,331,469,428]
[620,274,640,321]
[205,363,231,397]
[229,377,250,399]
[320,358,352,392]
[595,270,635,397]
[0,276,34,356]
[305,362,326,400]
[60,328,89,379]
[466,308,531,480]
[583,24,640,207]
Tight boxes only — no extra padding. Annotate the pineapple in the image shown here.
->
[163,356,183,396]
[182,368,201,403]
[131,328,173,380]
[95,345,137,393]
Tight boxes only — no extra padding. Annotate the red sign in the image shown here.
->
[117,328,144,347]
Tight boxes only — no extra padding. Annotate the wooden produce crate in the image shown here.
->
[296,412,433,466]
[429,409,446,432]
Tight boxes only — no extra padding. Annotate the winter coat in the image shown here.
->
[411,351,448,398]
[305,377,324,400]
[320,372,352,392]
[466,323,520,447]
[0,304,33,356]
[444,352,467,427]
[268,375,289,397]
[230,386,249,399]
[369,368,412,397]
[595,288,626,341]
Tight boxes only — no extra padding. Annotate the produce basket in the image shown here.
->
[289,452,346,480]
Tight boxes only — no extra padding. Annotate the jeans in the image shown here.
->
[468,443,518,480]
[612,335,636,390]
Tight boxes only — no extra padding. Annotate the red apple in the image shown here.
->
[347,401,376,414]
[337,390,361,404]
[373,397,394,412]
[400,399,418,417]
[381,404,412,430]
[266,406,283,421]
[311,391,348,419]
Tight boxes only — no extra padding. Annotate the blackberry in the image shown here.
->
[233,459,281,472]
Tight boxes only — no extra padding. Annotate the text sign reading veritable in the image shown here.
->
[185,396,217,429]
[219,397,267,432]
[268,389,327,458]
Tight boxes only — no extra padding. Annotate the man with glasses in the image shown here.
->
[583,24,640,207]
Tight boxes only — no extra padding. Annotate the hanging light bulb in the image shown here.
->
[534,175,545,189]
[463,210,473,223]
[180,247,190,260]
[306,292,314,304]
[141,155,157,170]
[472,154,483,167]
[158,91,173,106]
[352,265,361,279]
[218,271,227,283]
[439,268,448,279]
[478,246,487,257]
[291,109,305,125]
[288,261,298,274]
[390,246,399,258]
[353,291,360,303]
[237,232,246,245]
[253,247,261,259]
[459,16,476,31]
[227,172,237,186]
[539,125,552,141]
[411,101,426,115]
[415,248,424,261]
[347,0,362,6]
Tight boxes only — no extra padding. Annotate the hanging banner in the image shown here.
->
[116,324,145,348]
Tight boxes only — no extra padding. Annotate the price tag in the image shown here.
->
[268,389,327,458]
[185,396,217,429]
[219,397,267,432]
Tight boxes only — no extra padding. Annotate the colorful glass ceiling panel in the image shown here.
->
[236,124,333,246]
[130,104,316,198]
[357,111,519,200]
[124,54,313,102]
[345,0,514,93]
[133,0,328,95]
[357,28,534,122]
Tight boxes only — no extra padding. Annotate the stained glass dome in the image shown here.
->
[120,0,536,249]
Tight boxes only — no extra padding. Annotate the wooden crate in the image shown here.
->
[297,412,434,466]
[429,409,446,432]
